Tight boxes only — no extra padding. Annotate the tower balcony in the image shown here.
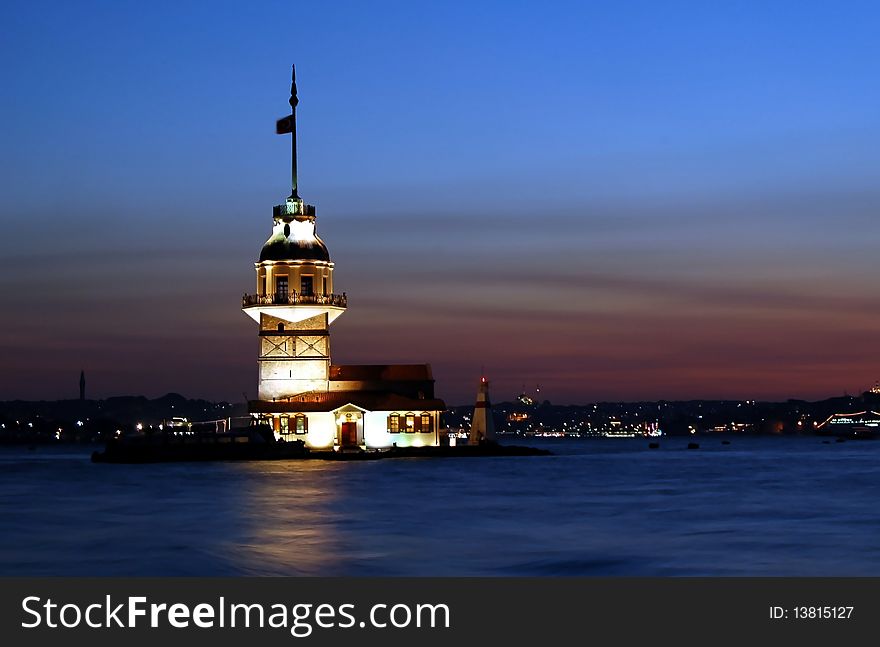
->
[241,292,348,325]
[242,292,347,308]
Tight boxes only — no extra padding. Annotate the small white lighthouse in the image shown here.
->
[468,377,496,445]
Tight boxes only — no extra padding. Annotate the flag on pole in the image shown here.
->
[276,115,294,134]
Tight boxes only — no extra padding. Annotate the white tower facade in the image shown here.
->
[469,377,496,444]
[242,197,346,401]
[241,66,346,401]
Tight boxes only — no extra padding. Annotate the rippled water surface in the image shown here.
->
[2,436,879,576]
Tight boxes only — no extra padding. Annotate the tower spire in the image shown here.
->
[276,64,300,200]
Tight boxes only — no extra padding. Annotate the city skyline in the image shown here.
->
[2,1,880,404]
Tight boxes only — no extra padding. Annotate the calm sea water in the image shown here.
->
[2,436,879,576]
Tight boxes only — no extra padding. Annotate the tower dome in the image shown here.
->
[242,65,346,336]
[259,202,331,262]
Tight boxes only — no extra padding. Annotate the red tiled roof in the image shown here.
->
[329,364,433,381]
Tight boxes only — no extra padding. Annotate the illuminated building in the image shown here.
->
[242,67,445,449]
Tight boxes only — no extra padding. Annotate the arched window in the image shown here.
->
[277,323,285,332]
[280,414,290,435]
[405,412,416,433]
[421,413,432,432]
[388,413,400,433]
[294,414,308,434]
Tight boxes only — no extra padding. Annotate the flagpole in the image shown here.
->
[289,65,299,200]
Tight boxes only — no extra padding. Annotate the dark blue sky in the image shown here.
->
[2,1,880,404]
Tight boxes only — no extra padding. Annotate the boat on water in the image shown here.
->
[815,410,880,439]
[91,423,309,463]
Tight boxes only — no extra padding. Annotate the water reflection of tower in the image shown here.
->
[212,462,344,575]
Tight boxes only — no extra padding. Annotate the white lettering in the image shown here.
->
[106,595,125,627]
[416,603,450,628]
[192,603,214,628]
[390,604,411,628]
[128,596,146,627]
[59,604,81,628]
[268,604,287,628]
[43,600,58,628]
[230,603,264,628]
[370,604,387,628]
[21,596,42,628]
[314,603,335,628]
[167,603,190,628]
[85,603,103,628]
[337,603,356,628]
[150,603,167,627]
[291,604,313,638]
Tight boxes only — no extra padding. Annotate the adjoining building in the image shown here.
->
[242,67,445,450]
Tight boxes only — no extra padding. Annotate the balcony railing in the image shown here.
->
[242,292,347,308]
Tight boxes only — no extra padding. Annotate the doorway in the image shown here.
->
[341,421,358,446]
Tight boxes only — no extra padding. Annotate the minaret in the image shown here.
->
[79,370,85,401]
[242,66,346,401]
[469,376,496,444]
